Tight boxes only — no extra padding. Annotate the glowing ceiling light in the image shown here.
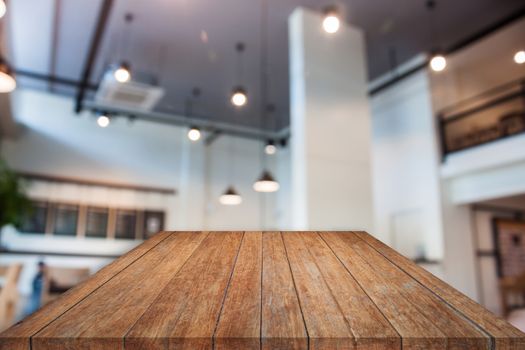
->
[188,127,201,141]
[0,1,6,19]
[514,50,525,65]
[231,87,247,107]
[0,62,16,93]
[97,115,110,128]
[430,55,447,72]
[253,170,279,193]
[265,140,276,155]
[114,62,131,83]
[323,14,340,34]
[219,186,242,205]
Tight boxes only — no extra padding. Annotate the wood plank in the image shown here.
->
[355,231,525,350]
[31,232,208,350]
[125,231,243,350]
[321,232,490,350]
[214,231,262,350]
[261,232,308,350]
[299,232,400,349]
[0,231,171,350]
[282,232,354,349]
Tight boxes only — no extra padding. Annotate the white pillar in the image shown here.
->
[289,8,373,230]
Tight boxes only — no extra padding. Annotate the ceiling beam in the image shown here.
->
[74,0,114,113]
[83,100,290,142]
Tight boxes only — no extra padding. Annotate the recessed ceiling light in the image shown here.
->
[514,50,525,65]
[430,55,447,72]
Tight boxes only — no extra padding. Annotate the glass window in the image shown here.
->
[54,204,78,236]
[85,207,108,238]
[115,210,136,240]
[143,211,165,239]
[19,201,48,234]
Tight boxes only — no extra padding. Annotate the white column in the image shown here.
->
[289,8,373,230]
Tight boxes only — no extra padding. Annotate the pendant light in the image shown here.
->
[186,88,202,141]
[322,6,340,34]
[0,1,6,19]
[426,0,446,73]
[230,42,247,107]
[265,140,276,155]
[253,170,279,193]
[514,50,525,65]
[114,61,131,83]
[430,55,446,72]
[114,13,134,82]
[187,126,201,141]
[220,186,242,205]
[220,137,242,205]
[0,59,16,93]
[97,113,110,128]
[253,0,279,193]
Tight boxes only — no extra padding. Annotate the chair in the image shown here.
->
[0,263,23,331]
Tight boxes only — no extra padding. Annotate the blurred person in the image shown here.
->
[25,261,46,316]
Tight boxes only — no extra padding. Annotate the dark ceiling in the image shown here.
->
[7,0,525,131]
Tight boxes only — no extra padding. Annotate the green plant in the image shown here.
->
[0,158,30,228]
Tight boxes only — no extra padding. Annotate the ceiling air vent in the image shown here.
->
[94,72,164,111]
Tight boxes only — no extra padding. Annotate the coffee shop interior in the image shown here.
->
[0,0,525,333]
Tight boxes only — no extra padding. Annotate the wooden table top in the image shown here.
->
[1,231,524,349]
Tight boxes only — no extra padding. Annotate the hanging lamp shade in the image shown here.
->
[0,60,16,93]
[219,186,242,205]
[253,170,279,193]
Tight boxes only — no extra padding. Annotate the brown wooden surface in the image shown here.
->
[1,231,524,349]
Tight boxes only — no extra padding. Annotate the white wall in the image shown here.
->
[1,88,290,296]
[1,88,286,232]
[371,70,444,260]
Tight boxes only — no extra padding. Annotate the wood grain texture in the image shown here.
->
[320,232,490,349]
[32,231,208,350]
[125,231,243,350]
[0,231,171,350]
[214,232,262,350]
[261,232,307,350]
[355,231,525,350]
[300,232,400,349]
[283,232,355,349]
[1,231,523,350]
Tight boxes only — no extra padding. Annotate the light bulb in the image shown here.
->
[231,87,247,107]
[97,115,110,128]
[265,143,276,155]
[514,50,525,65]
[0,1,6,19]
[253,171,279,193]
[114,63,131,83]
[0,71,16,93]
[322,14,340,34]
[430,55,447,72]
[188,127,201,141]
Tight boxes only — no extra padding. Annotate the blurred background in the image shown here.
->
[1,0,525,332]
